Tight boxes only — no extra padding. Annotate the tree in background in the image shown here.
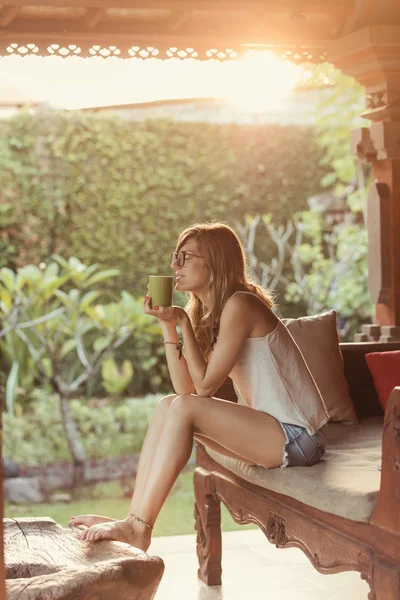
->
[238,210,372,339]
[239,64,373,337]
[0,258,160,486]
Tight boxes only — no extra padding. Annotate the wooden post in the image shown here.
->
[0,403,6,599]
[328,25,400,342]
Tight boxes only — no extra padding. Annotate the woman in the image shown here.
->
[70,222,329,551]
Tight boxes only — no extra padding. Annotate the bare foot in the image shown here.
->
[70,514,116,528]
[77,516,151,552]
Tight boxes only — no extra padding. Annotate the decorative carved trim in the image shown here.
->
[363,86,400,122]
[213,482,372,577]
[366,91,388,110]
[266,512,288,547]
[368,555,400,600]
[0,41,327,62]
[194,502,207,559]
[359,552,375,600]
[351,128,377,162]
[367,182,391,305]
[213,487,385,600]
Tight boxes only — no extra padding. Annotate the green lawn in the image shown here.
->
[5,466,257,537]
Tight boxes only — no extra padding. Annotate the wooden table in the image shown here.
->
[5,517,164,600]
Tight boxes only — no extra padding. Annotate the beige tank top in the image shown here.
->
[229,291,330,435]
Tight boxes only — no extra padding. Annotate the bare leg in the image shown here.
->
[128,395,178,516]
[194,434,258,465]
[78,395,285,549]
[70,394,177,528]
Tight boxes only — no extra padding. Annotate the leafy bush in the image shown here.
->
[3,389,161,466]
[0,258,174,475]
[3,390,68,465]
[101,357,133,396]
[0,258,170,407]
[284,213,372,337]
[0,112,328,297]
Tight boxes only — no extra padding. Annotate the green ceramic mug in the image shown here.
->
[148,275,174,307]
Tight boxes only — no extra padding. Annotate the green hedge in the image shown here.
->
[0,111,328,297]
[3,389,160,466]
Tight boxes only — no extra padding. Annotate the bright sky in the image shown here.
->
[0,52,305,111]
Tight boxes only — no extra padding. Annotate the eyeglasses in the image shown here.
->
[170,251,203,267]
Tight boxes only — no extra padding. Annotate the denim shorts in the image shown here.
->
[279,422,326,470]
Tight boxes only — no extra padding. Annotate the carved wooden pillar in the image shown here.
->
[328,25,400,342]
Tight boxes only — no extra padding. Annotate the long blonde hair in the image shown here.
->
[176,222,274,360]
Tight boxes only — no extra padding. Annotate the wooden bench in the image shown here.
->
[193,342,400,600]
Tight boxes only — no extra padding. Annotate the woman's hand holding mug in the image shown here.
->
[143,296,186,325]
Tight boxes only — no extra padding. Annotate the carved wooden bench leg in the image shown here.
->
[367,558,400,600]
[194,466,222,586]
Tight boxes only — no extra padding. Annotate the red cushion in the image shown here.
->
[365,351,400,410]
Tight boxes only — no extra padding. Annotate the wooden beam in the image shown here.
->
[168,11,192,33]
[1,18,331,45]
[0,5,20,27]
[82,7,106,29]
[0,0,351,14]
[0,31,328,55]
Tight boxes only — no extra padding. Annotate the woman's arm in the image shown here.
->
[143,296,195,395]
[159,321,195,395]
[180,295,254,397]
[144,294,254,398]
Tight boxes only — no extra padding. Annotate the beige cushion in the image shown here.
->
[203,417,382,523]
[283,310,358,424]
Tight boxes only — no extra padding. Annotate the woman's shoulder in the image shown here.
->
[226,290,270,309]
[221,291,253,314]
[223,290,257,310]
[223,290,278,330]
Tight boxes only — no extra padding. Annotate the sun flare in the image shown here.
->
[0,51,303,111]
[221,52,301,112]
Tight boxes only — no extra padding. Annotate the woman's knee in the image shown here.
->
[168,394,194,417]
[156,394,179,412]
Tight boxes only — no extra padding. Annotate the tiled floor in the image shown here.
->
[149,529,370,600]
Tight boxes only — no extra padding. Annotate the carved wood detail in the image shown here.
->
[370,387,400,535]
[212,478,372,576]
[366,181,392,305]
[0,39,328,62]
[370,557,400,600]
[266,512,288,547]
[351,128,378,162]
[193,467,222,586]
[196,467,398,599]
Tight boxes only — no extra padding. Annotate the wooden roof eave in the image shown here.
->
[0,0,354,61]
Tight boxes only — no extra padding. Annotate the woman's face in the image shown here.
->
[171,237,208,296]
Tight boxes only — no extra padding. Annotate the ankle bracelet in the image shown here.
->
[128,512,153,531]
